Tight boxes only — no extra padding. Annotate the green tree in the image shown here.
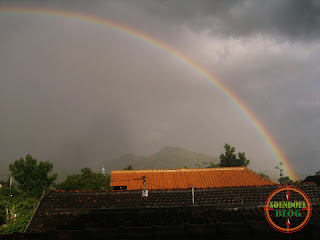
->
[123,165,133,170]
[207,162,220,168]
[278,176,293,184]
[56,168,111,190]
[9,155,57,196]
[219,144,250,167]
[275,162,293,184]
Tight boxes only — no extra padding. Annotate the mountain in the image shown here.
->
[97,146,218,173]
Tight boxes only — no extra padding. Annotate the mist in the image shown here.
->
[1,0,320,179]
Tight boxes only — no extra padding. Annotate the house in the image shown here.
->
[304,175,320,186]
[110,167,276,190]
[2,167,320,239]
[19,183,320,239]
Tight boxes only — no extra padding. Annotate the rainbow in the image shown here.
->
[0,6,298,180]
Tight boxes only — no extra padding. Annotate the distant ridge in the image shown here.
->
[97,146,218,172]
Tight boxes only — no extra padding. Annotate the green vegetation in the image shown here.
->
[123,165,134,170]
[275,162,293,184]
[195,161,220,168]
[219,144,250,167]
[0,194,39,233]
[9,155,57,196]
[55,168,111,191]
[0,182,39,234]
[206,162,220,168]
[0,154,57,233]
[1,155,114,233]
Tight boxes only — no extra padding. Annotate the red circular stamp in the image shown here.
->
[264,185,312,233]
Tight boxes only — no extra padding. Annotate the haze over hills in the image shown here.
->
[96,146,219,173]
[4,146,315,183]
[288,150,320,177]
[94,146,315,182]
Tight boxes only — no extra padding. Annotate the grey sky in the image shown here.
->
[1,0,319,178]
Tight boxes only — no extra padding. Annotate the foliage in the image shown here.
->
[0,194,39,234]
[275,162,293,184]
[195,161,217,168]
[259,173,270,179]
[123,165,133,170]
[55,168,111,190]
[275,162,284,178]
[219,144,250,167]
[9,155,57,196]
[207,162,220,168]
[293,179,303,184]
[0,183,14,198]
[278,176,293,184]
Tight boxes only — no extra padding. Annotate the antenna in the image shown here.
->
[142,176,148,197]
[192,185,195,205]
[9,176,12,197]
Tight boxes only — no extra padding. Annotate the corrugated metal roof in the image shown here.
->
[110,167,276,190]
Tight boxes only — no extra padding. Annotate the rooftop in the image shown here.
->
[110,167,276,190]
[26,183,320,233]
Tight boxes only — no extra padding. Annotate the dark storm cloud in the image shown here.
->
[40,0,319,40]
[0,14,243,170]
[1,0,319,179]
[5,0,320,40]
[139,0,320,39]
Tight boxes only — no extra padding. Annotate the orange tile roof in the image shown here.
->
[110,167,277,190]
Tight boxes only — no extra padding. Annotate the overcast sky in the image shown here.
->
[1,0,319,178]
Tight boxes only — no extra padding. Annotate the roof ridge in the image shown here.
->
[111,167,246,173]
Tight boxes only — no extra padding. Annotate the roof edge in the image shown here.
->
[25,190,46,232]
[244,168,278,185]
[45,184,294,194]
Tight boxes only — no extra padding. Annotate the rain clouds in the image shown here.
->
[1,0,320,178]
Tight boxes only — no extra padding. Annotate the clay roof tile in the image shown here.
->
[110,167,276,190]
